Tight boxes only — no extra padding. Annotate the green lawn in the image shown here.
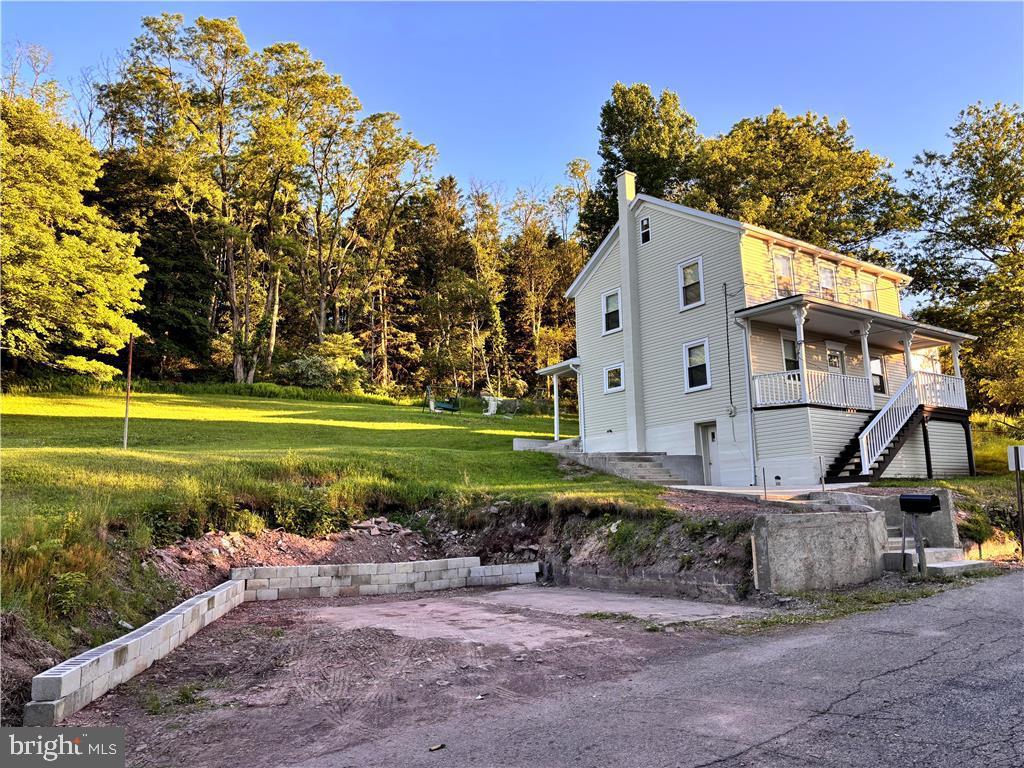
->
[2,391,662,534]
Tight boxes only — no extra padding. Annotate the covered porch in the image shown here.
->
[536,357,581,443]
[737,296,971,411]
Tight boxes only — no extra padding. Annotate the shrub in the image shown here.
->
[958,510,996,548]
[277,334,364,392]
[225,508,267,537]
[272,487,348,538]
[51,572,89,618]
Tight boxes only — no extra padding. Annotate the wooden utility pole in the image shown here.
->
[122,334,134,450]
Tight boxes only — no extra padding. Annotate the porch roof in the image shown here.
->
[536,357,580,378]
[735,295,976,352]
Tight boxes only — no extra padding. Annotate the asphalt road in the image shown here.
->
[297,573,1023,768]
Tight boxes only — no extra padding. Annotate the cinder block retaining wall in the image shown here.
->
[24,558,539,726]
[24,579,245,726]
[230,557,539,600]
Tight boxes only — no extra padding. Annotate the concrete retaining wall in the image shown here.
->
[751,511,888,593]
[24,579,245,726]
[24,558,540,726]
[811,489,961,549]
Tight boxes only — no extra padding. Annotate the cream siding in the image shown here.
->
[754,409,812,459]
[880,419,970,479]
[632,201,753,485]
[809,409,870,457]
[739,234,903,316]
[574,232,628,452]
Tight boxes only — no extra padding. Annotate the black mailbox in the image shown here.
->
[899,494,940,516]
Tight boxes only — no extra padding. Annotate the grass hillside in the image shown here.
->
[1,391,661,650]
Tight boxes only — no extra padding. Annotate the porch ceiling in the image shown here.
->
[736,295,975,352]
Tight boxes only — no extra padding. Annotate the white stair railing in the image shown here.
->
[859,373,922,475]
[915,371,968,409]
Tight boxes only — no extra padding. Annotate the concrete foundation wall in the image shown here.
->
[751,511,887,593]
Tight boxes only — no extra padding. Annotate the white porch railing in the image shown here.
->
[752,370,874,409]
[858,371,968,475]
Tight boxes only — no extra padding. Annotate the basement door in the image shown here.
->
[699,423,720,485]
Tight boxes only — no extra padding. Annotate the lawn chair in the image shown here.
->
[482,394,500,417]
[424,385,461,414]
[500,399,521,419]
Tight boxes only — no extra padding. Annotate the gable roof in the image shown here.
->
[564,194,910,299]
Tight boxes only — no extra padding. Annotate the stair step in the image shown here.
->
[926,560,992,577]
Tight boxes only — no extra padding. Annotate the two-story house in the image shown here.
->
[534,171,976,488]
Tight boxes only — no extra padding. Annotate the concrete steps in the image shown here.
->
[595,453,688,486]
[926,560,992,577]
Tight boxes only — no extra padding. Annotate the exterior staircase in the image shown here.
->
[882,525,991,577]
[825,406,924,483]
[590,453,690,485]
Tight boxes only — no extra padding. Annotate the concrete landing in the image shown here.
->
[468,585,762,624]
[927,560,993,577]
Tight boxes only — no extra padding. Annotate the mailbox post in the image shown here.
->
[899,494,941,576]
[1010,446,1024,560]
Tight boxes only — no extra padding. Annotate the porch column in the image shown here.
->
[951,341,962,378]
[791,304,809,403]
[552,374,560,441]
[860,320,873,401]
[902,330,915,377]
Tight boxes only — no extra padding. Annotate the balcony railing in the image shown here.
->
[752,370,875,410]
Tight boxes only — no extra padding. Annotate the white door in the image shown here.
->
[699,423,720,485]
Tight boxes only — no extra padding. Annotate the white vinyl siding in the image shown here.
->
[881,421,970,479]
[754,409,812,459]
[632,202,753,486]
[574,232,627,450]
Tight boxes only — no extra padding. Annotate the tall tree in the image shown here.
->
[1,92,143,378]
[677,108,912,261]
[578,83,698,250]
[468,186,509,393]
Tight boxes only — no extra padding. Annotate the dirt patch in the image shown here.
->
[660,489,789,519]
[66,589,715,768]
[152,517,440,594]
[0,612,62,725]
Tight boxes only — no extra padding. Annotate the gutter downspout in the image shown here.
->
[735,316,758,486]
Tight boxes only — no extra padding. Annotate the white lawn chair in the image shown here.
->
[482,394,500,417]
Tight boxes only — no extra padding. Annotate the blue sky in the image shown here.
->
[3,2,1022,194]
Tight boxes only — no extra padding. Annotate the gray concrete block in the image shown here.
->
[230,567,255,580]
[32,664,82,701]
[247,578,269,589]
[244,590,258,602]
[268,577,292,589]
[279,587,320,599]
[413,581,433,592]
[256,589,279,601]
[318,565,339,576]
[517,573,536,584]
[23,700,62,726]
[351,574,371,586]
[291,576,313,588]
[360,584,380,595]
[254,566,279,579]
[377,562,397,575]
[310,576,332,587]
[395,583,415,594]
[425,570,442,581]
[336,564,359,576]
[331,576,352,587]
[378,584,398,594]
[370,573,391,585]
[395,561,415,573]
[413,561,434,573]
[357,563,377,575]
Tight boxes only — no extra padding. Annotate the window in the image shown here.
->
[604,363,624,393]
[827,349,846,375]
[781,338,800,371]
[774,252,795,297]
[602,289,621,335]
[677,256,705,310]
[819,264,838,301]
[870,356,887,394]
[684,339,711,392]
[640,217,651,244]
[859,278,877,311]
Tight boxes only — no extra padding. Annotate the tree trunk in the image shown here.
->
[265,269,281,369]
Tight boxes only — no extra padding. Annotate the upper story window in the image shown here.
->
[677,256,705,311]
[640,217,651,244]
[604,363,624,393]
[859,278,878,311]
[819,264,838,301]
[602,289,621,335]
[774,252,795,297]
[684,339,711,392]
[781,337,800,371]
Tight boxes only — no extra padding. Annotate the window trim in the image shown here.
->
[603,362,625,394]
[676,256,706,312]
[773,250,796,298]
[601,288,622,336]
[818,263,838,302]
[640,217,651,244]
[859,278,878,311]
[683,337,712,393]
[870,354,887,395]
[779,333,800,372]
